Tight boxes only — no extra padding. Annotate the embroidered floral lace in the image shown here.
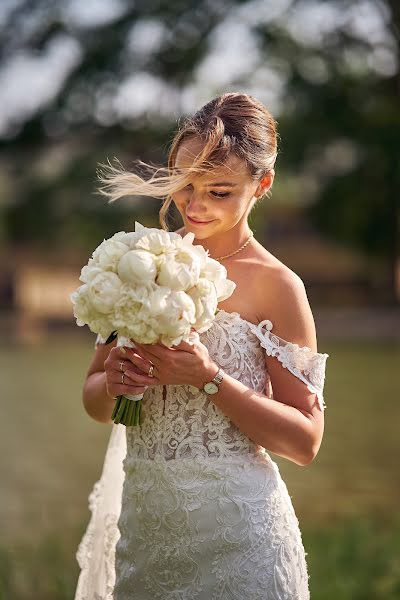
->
[74,309,329,600]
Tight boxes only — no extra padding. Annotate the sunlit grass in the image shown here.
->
[304,514,400,599]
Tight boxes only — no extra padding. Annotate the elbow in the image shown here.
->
[286,443,317,467]
[298,449,317,466]
[298,439,322,466]
[297,414,324,466]
[297,431,322,466]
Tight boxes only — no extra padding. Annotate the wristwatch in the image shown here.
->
[201,367,225,394]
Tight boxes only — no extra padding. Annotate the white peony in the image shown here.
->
[111,283,153,332]
[86,315,115,339]
[135,230,181,255]
[180,234,209,270]
[70,284,92,326]
[199,257,236,301]
[187,278,218,332]
[87,271,123,314]
[124,319,159,344]
[147,285,171,314]
[156,290,196,346]
[156,248,201,291]
[92,238,130,271]
[117,249,157,285]
[79,259,103,283]
[70,284,113,338]
[111,231,143,248]
[200,257,227,282]
[213,277,236,302]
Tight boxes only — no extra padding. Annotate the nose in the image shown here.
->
[186,188,208,216]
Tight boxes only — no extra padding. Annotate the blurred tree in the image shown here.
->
[0,0,234,254]
[0,0,398,299]
[270,0,400,300]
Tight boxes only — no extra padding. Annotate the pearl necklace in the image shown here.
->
[214,231,254,261]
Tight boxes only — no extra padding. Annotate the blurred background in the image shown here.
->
[0,0,399,598]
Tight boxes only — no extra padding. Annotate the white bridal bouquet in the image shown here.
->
[70,221,236,426]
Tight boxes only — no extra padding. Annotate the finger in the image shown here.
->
[128,353,154,375]
[115,357,128,373]
[133,343,164,361]
[125,369,159,386]
[108,373,149,394]
[111,368,158,386]
[171,340,198,353]
[107,381,148,397]
[110,346,129,360]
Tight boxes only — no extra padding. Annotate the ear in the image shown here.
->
[254,170,275,198]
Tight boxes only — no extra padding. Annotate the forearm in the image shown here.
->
[204,370,314,466]
[82,371,115,425]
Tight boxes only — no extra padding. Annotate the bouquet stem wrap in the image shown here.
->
[111,393,143,427]
[111,337,146,427]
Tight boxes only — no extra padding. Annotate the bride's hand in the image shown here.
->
[104,346,160,399]
[127,337,218,389]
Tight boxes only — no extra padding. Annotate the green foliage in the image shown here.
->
[0,0,398,276]
[0,530,80,600]
[305,514,400,600]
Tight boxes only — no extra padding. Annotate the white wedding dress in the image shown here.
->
[74,309,329,600]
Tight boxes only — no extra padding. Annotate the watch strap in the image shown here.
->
[202,367,224,392]
[212,368,224,385]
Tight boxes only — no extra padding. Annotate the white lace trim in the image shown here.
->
[74,423,126,600]
[247,318,329,411]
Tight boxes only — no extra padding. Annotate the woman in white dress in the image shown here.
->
[74,92,329,600]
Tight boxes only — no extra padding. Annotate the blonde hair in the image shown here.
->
[97,92,278,230]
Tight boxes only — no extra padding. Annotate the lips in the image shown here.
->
[187,216,214,224]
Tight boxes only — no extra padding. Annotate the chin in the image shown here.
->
[186,226,216,240]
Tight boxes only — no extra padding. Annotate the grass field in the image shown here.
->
[1,334,399,599]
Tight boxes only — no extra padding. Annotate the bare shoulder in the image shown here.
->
[253,250,317,352]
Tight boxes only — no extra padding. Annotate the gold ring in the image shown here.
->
[148,364,154,377]
[121,372,125,385]
[119,360,125,372]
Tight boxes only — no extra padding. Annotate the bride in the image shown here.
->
[74,92,329,599]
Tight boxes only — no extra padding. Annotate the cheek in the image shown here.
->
[224,197,244,216]
[171,191,187,210]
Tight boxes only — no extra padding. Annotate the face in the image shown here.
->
[171,137,273,239]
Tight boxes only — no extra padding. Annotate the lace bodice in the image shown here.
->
[96,309,329,463]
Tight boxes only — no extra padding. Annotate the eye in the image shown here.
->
[210,191,230,198]
[182,184,229,198]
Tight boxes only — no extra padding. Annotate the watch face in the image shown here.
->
[204,382,219,394]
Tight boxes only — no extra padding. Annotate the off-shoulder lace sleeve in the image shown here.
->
[248,319,329,411]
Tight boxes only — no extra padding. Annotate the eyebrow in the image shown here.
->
[207,182,237,187]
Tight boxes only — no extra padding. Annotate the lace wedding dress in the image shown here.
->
[74,309,328,600]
